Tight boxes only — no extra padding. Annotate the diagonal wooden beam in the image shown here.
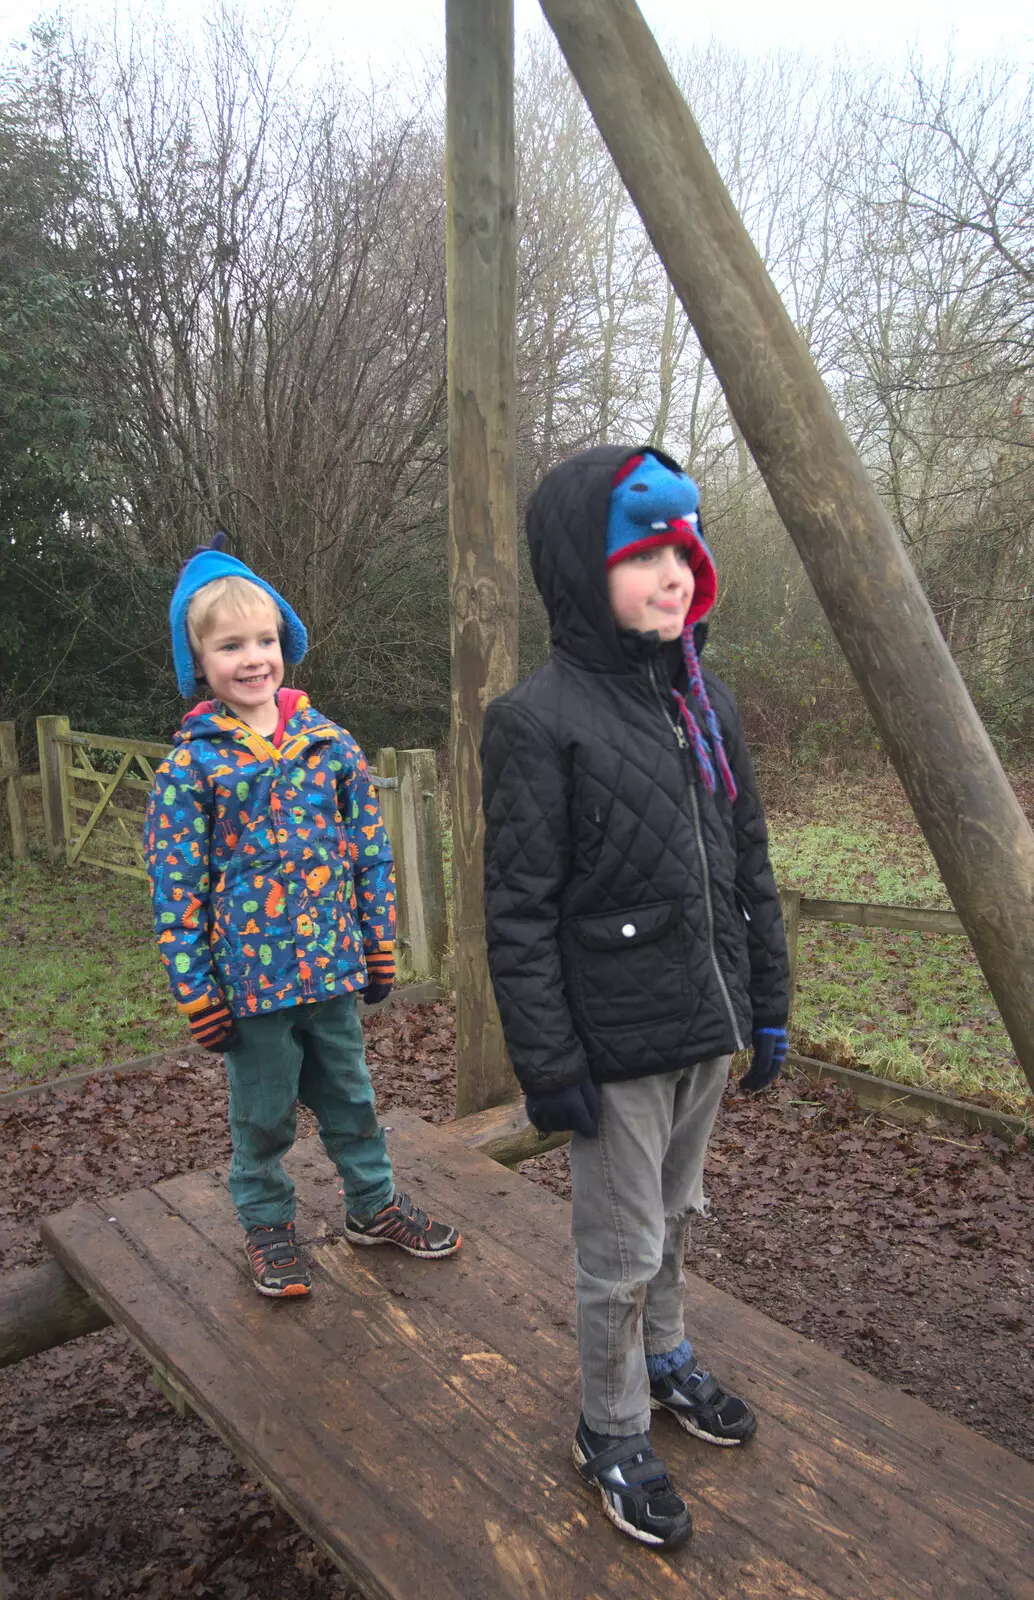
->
[537,0,1034,1092]
[68,751,133,865]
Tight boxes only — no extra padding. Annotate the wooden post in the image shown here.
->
[778,887,802,1023]
[375,748,410,970]
[397,750,449,982]
[36,715,71,862]
[447,0,520,1113]
[0,723,29,862]
[537,0,1034,1094]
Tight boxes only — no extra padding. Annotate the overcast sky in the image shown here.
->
[1,0,1030,68]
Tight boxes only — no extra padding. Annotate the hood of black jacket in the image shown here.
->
[525,444,708,674]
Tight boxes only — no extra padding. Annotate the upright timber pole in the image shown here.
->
[539,0,1034,1092]
[447,0,520,1114]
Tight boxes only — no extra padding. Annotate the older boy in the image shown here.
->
[482,449,789,1547]
[145,535,460,1297]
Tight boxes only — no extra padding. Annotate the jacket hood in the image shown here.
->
[175,687,313,749]
[525,446,710,673]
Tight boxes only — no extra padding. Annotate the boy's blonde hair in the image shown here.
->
[187,576,281,654]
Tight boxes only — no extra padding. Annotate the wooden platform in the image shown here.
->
[41,1114,1034,1600]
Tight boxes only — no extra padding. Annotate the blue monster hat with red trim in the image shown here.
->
[606,451,717,625]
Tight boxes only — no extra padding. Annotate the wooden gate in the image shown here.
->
[36,716,167,880]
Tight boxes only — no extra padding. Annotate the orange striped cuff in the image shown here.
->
[365,946,395,987]
[182,996,234,1050]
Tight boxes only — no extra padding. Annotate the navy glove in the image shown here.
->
[525,1080,599,1139]
[739,1026,789,1093]
[363,982,393,1008]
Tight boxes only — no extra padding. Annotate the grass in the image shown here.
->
[766,778,1031,1117]
[0,859,184,1086]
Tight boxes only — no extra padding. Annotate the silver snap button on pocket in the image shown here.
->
[621,923,637,938]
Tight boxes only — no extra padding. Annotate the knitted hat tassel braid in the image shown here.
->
[670,622,738,805]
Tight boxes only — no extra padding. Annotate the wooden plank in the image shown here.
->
[789,1053,1028,1139]
[77,854,148,881]
[40,1197,432,1600]
[72,792,145,833]
[359,1120,1034,1577]
[68,795,146,823]
[41,1183,715,1599]
[800,898,965,935]
[236,1128,1034,1596]
[447,0,520,1115]
[36,1123,1034,1596]
[68,767,152,794]
[164,1161,892,1600]
[152,1171,727,1599]
[447,1096,569,1166]
[536,0,1034,1099]
[60,730,171,760]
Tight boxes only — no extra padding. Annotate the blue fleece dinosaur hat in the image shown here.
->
[169,531,308,697]
[606,451,718,625]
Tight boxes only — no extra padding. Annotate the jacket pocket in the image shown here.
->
[563,899,689,1030]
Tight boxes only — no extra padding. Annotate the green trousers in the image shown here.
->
[223,994,394,1230]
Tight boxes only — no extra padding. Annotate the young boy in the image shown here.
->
[482,448,789,1548]
[145,534,460,1297]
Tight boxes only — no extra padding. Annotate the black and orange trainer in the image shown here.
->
[343,1190,461,1259]
[244,1222,311,1297]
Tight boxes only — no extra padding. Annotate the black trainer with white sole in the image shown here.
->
[572,1415,692,1548]
[649,1359,757,1445]
[343,1190,461,1259]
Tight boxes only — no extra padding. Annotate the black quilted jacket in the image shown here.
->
[482,445,789,1094]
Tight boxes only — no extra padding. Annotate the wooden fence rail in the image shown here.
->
[777,886,966,1021]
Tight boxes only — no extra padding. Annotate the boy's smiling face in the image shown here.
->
[196,598,285,729]
[607,544,696,641]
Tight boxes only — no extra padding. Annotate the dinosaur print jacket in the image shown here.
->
[144,692,395,1023]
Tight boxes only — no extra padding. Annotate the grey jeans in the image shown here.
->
[568,1055,730,1436]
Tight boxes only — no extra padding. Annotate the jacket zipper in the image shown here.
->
[648,661,746,1052]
